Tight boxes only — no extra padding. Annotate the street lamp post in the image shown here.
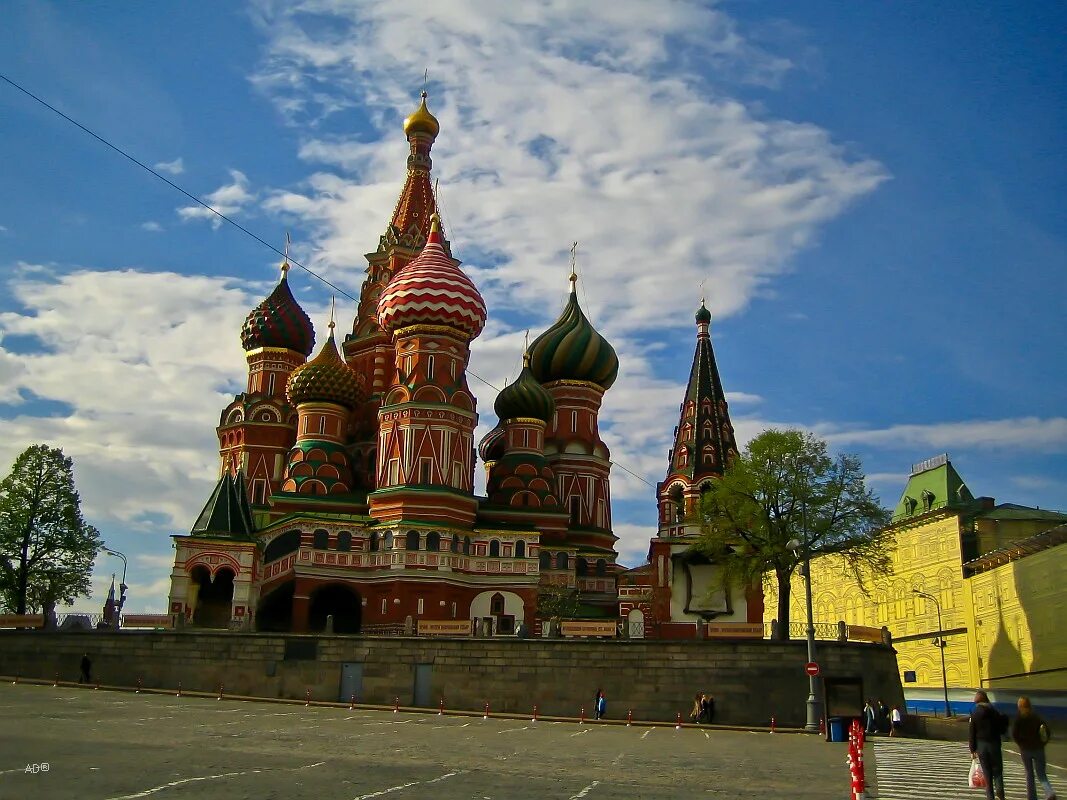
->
[103,547,128,629]
[913,589,951,718]
[787,538,823,733]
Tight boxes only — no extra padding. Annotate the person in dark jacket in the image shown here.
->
[1011,696,1056,800]
[78,653,91,684]
[702,694,716,725]
[970,690,1008,800]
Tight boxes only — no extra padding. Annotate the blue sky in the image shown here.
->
[0,1,1063,612]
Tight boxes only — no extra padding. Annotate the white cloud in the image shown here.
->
[141,221,164,232]
[154,157,185,175]
[818,417,1067,453]
[178,169,254,228]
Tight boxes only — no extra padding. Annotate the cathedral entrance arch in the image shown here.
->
[190,565,234,628]
[627,608,645,639]
[470,590,524,636]
[256,581,294,632]
[309,583,362,633]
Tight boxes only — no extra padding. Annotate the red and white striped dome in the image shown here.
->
[376,215,486,339]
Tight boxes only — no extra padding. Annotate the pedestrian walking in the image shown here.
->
[703,694,716,725]
[595,689,606,721]
[690,692,703,723]
[1011,696,1057,800]
[890,705,903,737]
[970,690,1009,800]
[864,699,878,735]
[877,699,890,733]
[78,653,92,684]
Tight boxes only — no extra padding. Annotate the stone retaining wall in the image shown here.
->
[0,631,902,726]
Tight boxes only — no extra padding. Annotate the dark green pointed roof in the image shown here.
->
[527,278,618,390]
[892,455,974,520]
[190,472,256,539]
[494,356,555,423]
[241,271,315,356]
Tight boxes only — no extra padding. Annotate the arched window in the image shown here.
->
[576,557,589,577]
[426,354,435,381]
[489,540,500,558]
[555,552,568,570]
[426,531,441,552]
[264,529,300,562]
[463,536,472,555]
[336,531,352,552]
[539,551,551,570]
[595,558,606,576]
[490,593,505,615]
[515,540,526,559]
[450,535,459,553]
[369,532,379,552]
[313,529,329,550]
[406,530,421,551]
[384,532,394,550]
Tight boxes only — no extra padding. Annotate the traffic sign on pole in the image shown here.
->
[805,662,820,677]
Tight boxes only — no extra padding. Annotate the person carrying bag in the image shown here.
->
[970,690,1009,800]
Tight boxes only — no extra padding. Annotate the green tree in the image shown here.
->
[0,445,101,614]
[695,429,892,640]
[536,583,582,631]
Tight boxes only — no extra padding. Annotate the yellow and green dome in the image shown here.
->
[286,328,361,408]
[527,277,619,390]
[494,355,555,423]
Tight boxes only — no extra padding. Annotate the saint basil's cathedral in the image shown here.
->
[167,93,622,634]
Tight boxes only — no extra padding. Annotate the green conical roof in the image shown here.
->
[190,472,256,539]
[527,277,618,390]
[893,455,974,520]
[286,328,361,408]
[494,355,555,423]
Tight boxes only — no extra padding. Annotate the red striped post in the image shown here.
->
[483,702,490,720]
[770,716,776,733]
[217,683,224,701]
[627,709,633,727]
[675,712,682,730]
[305,688,311,707]
[393,696,399,713]
[580,706,585,725]
[176,681,182,698]
[531,704,538,722]
[438,698,445,716]
[136,677,142,694]
[349,693,356,711]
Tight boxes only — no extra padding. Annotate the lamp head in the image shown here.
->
[786,538,801,551]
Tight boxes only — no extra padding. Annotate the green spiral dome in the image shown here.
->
[494,358,556,423]
[286,330,361,409]
[527,283,619,390]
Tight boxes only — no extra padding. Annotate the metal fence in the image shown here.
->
[763,621,841,640]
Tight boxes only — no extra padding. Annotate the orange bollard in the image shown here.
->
[627,709,633,727]
[580,707,585,725]
[217,683,224,701]
[675,712,682,730]
[438,698,445,716]
[770,716,776,733]
[531,704,539,722]
[305,688,311,707]
[483,702,490,720]
[394,696,399,713]
[819,717,825,735]
[349,693,356,711]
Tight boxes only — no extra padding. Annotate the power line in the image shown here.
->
[0,71,359,304]
[1,71,659,492]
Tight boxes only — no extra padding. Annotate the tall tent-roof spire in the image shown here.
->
[663,301,736,483]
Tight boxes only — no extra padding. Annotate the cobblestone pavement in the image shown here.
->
[1,683,856,800]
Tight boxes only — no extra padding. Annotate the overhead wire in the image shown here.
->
[0,71,658,492]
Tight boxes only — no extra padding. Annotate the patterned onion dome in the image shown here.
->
[377,214,487,338]
[494,355,556,423]
[403,91,440,139]
[695,300,712,324]
[286,326,361,408]
[240,264,315,356]
[527,275,619,390]
[478,424,507,463]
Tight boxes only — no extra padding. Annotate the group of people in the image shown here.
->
[689,693,716,725]
[863,698,904,736]
[970,691,1056,800]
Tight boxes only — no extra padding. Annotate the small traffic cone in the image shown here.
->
[819,717,825,735]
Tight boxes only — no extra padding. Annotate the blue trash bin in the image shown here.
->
[828,716,847,742]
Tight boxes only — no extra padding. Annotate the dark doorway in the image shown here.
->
[309,584,362,633]
[340,662,364,702]
[192,566,234,628]
[413,663,433,707]
[256,581,295,632]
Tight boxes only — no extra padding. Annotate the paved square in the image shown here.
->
[0,683,854,799]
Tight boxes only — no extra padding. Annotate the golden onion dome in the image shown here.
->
[286,326,362,409]
[403,91,440,139]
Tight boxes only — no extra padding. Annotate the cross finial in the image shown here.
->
[328,296,336,332]
[524,329,530,351]
[568,241,578,285]
[699,279,706,306]
[280,231,291,276]
[422,69,428,96]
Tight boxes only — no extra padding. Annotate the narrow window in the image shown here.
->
[406,530,420,551]
[370,532,380,552]
[419,458,432,484]
[313,529,329,550]
[337,531,352,552]
[450,358,456,378]
[571,410,577,432]
[523,430,529,448]
[426,355,435,381]
[463,536,472,555]
[426,531,441,551]
[417,598,424,615]
[555,552,568,570]
[267,372,276,395]
[539,551,550,570]
[515,540,526,559]
[318,415,327,435]
[381,598,387,615]
[570,496,581,524]
[489,540,500,558]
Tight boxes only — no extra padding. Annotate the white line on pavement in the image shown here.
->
[641,729,652,740]
[570,728,589,737]
[105,770,260,799]
[569,780,600,799]
[498,727,529,734]
[352,770,463,799]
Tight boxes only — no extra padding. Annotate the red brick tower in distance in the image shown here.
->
[343,92,445,489]
[370,213,487,529]
[527,272,620,608]
[218,257,316,507]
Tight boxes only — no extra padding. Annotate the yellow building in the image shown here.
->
[763,455,1067,703]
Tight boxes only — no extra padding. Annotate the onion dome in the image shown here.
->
[695,300,711,324]
[377,214,486,338]
[286,324,361,408]
[403,91,440,139]
[494,354,555,423]
[527,274,619,390]
[478,424,507,463]
[240,261,315,356]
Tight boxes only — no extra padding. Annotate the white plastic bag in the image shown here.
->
[969,758,987,789]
